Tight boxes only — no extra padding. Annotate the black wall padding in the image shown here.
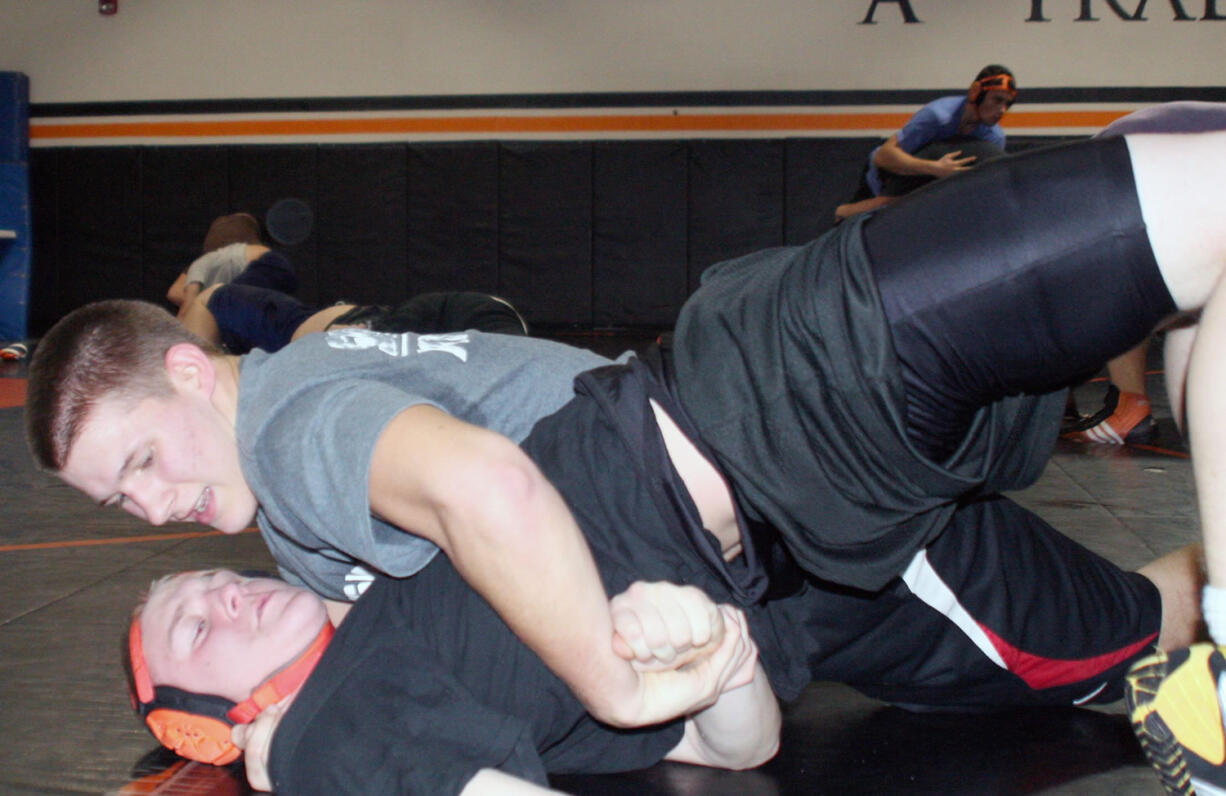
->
[29,136,1048,336]
[228,146,320,303]
[54,148,144,316]
[140,146,230,300]
[592,142,688,327]
[499,142,593,327]
[407,142,499,296]
[28,150,59,335]
[317,144,407,306]
[785,138,879,244]
[686,140,785,293]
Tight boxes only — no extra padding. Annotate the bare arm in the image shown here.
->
[666,661,780,770]
[370,405,721,727]
[167,271,189,307]
[873,134,975,179]
[610,581,780,770]
[663,613,779,770]
[175,281,203,319]
[460,770,567,796]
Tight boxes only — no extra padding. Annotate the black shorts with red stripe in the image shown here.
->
[760,495,1161,709]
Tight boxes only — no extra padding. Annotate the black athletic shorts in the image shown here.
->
[864,135,1175,460]
[671,136,1175,590]
[229,249,298,295]
[207,283,313,354]
[328,292,528,337]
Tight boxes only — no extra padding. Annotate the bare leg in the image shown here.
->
[1126,131,1226,310]
[1123,131,1226,600]
[834,195,896,221]
[1137,543,1206,651]
[1108,342,1150,396]
[178,283,223,347]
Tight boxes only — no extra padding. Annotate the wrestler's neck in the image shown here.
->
[649,400,742,560]
[324,599,352,626]
[208,354,244,428]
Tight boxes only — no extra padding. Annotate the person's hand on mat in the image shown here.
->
[611,580,724,670]
[232,700,288,792]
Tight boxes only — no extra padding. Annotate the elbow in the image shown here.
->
[581,691,643,729]
[443,446,550,547]
[482,455,544,524]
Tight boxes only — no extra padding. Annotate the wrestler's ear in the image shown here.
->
[164,343,217,396]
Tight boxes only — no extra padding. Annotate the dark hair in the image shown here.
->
[202,212,262,254]
[970,65,1017,106]
[25,300,220,470]
[976,64,1014,83]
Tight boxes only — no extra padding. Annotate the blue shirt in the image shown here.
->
[867,95,1006,196]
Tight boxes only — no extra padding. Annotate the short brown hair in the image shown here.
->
[202,212,261,254]
[25,300,220,471]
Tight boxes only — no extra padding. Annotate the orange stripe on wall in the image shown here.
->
[30,109,1131,141]
[32,112,910,138]
[1007,110,1128,128]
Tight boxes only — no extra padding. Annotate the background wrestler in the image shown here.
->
[164,212,296,320]
[179,284,528,354]
[835,64,1016,220]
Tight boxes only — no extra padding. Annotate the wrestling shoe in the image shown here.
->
[1061,385,1156,444]
[0,342,27,361]
[1125,644,1226,795]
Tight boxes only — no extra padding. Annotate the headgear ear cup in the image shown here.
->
[145,705,243,765]
[129,619,242,764]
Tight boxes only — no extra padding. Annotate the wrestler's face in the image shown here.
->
[139,570,327,703]
[60,385,257,533]
[976,91,1013,126]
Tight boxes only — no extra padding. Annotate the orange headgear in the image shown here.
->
[969,73,1018,106]
[128,617,334,765]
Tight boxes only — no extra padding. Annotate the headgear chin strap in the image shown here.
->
[970,73,1018,105]
[128,618,334,765]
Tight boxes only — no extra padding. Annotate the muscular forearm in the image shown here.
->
[370,408,650,726]
[176,282,203,319]
[874,138,941,177]
[676,663,780,770]
[442,467,647,724]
